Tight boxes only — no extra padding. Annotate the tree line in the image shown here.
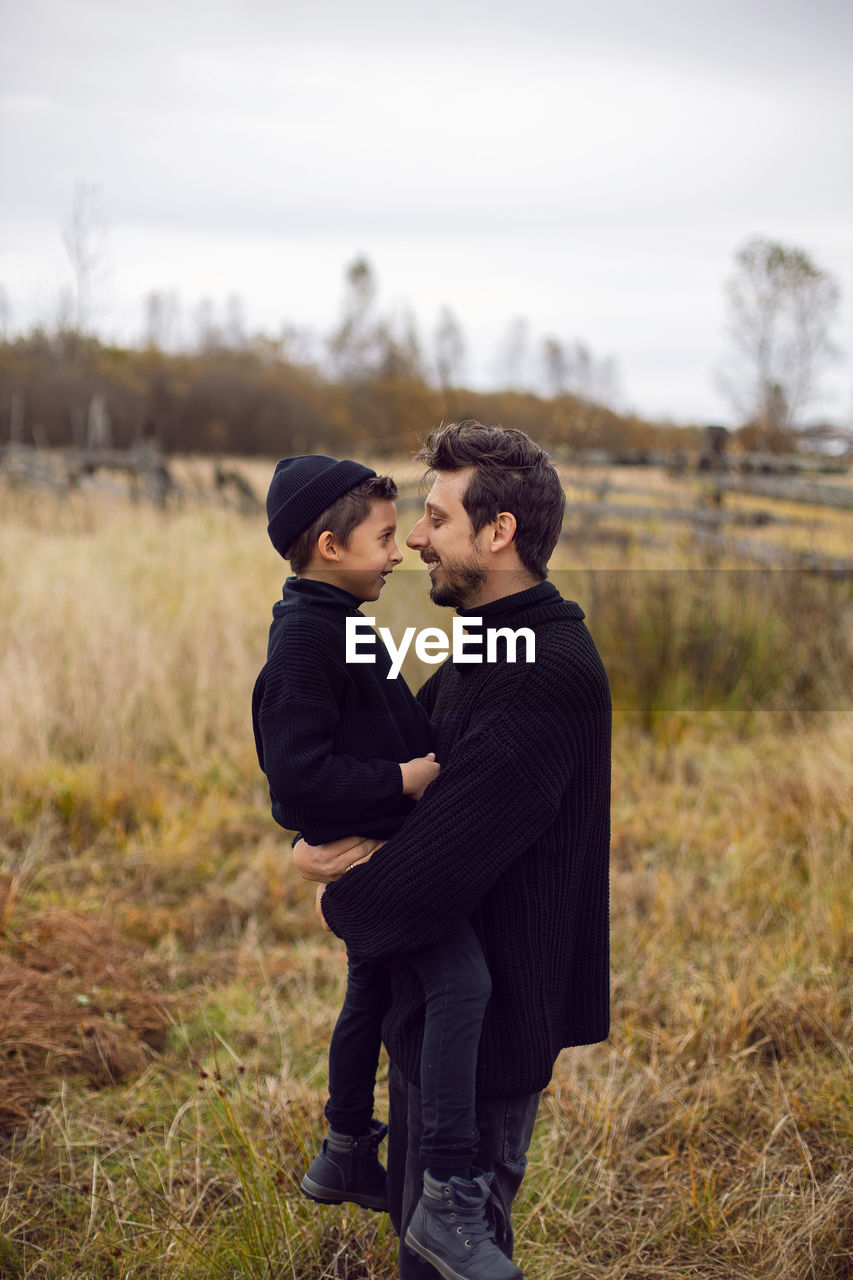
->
[0,252,688,458]
[0,322,676,458]
[0,223,843,458]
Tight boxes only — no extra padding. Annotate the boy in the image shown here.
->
[252,455,516,1280]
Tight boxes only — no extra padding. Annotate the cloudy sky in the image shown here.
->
[2,0,851,424]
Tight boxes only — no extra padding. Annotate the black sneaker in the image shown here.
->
[405,1168,522,1280]
[300,1119,388,1212]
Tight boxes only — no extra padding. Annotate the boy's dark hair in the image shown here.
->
[287,475,398,574]
[414,421,565,579]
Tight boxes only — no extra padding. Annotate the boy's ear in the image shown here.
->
[317,530,341,563]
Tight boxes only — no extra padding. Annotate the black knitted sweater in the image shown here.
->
[321,580,611,1097]
[252,577,434,843]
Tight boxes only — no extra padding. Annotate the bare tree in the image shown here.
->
[719,236,841,447]
[595,354,622,411]
[493,316,530,389]
[62,182,108,335]
[573,341,593,400]
[224,292,247,348]
[433,306,467,392]
[142,289,181,350]
[541,336,571,398]
[0,284,10,338]
[192,297,221,352]
[329,256,382,380]
[540,335,620,407]
[377,304,424,380]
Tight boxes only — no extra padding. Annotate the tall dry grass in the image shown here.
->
[2,481,850,773]
[0,480,851,1279]
[0,490,275,774]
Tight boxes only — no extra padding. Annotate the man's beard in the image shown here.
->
[428,555,488,608]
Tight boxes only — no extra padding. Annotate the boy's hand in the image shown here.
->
[400,753,440,800]
[293,834,378,882]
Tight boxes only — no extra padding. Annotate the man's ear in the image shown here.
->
[489,511,517,553]
[317,530,341,563]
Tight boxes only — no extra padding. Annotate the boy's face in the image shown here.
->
[333,499,404,601]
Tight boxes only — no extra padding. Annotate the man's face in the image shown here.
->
[406,468,488,608]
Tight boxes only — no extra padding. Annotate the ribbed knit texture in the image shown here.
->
[322,580,612,1097]
[252,577,434,842]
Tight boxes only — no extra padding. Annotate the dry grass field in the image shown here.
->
[1,461,851,1279]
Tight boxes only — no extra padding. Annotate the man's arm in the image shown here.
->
[321,688,577,959]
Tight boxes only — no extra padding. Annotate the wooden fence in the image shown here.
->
[4,442,850,574]
[0,443,262,513]
[398,464,853,575]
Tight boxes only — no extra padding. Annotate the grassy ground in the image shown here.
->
[1,478,851,1279]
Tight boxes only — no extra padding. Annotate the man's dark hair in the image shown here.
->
[287,475,398,574]
[414,421,565,579]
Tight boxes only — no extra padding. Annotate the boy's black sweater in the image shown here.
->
[321,581,611,1098]
[252,577,433,843]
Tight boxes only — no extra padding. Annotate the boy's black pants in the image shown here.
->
[325,920,491,1170]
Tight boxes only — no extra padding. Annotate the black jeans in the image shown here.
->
[325,920,491,1170]
[388,1061,541,1279]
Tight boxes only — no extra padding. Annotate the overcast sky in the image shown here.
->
[2,0,851,425]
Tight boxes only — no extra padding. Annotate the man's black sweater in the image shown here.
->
[252,577,434,843]
[321,581,611,1098]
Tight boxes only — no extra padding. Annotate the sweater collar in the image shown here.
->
[282,575,364,612]
[456,579,580,621]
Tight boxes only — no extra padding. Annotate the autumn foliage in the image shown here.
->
[0,324,692,460]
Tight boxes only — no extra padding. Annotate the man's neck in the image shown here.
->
[464,569,541,609]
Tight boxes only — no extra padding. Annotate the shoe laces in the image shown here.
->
[447,1174,510,1250]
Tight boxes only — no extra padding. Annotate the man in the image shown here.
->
[294,421,611,1279]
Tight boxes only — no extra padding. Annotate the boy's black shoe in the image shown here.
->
[300,1119,388,1212]
[405,1168,523,1279]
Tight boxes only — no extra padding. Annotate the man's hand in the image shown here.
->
[400,752,440,801]
[292,833,378,883]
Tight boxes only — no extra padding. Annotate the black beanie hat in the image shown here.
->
[266,454,377,557]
